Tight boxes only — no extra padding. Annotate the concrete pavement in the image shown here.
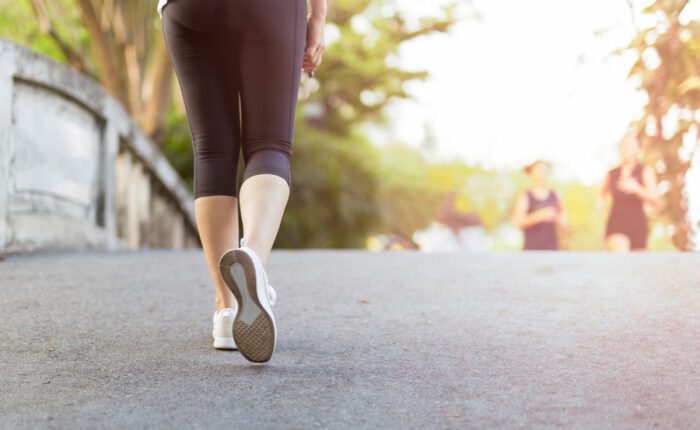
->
[1,249,699,429]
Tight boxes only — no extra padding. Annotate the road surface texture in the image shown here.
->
[1,249,699,429]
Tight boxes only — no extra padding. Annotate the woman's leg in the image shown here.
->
[239,176,290,264]
[235,0,307,263]
[606,234,631,252]
[195,196,238,310]
[630,226,649,252]
[162,4,242,310]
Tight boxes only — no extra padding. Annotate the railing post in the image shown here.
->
[102,120,120,250]
[0,43,15,253]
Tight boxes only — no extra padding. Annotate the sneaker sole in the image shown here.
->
[219,249,276,363]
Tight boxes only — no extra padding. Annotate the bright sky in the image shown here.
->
[382,0,700,186]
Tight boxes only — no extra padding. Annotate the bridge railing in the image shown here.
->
[0,39,200,254]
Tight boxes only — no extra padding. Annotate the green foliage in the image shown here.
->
[557,182,605,250]
[460,168,522,230]
[276,0,458,247]
[0,1,91,72]
[309,0,457,134]
[162,101,195,192]
[277,125,381,248]
[374,143,525,243]
[374,144,444,239]
[0,2,51,54]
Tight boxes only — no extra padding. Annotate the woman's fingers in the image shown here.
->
[303,16,325,72]
[305,45,317,62]
[303,45,319,71]
[305,44,323,71]
[303,44,322,71]
[305,46,322,71]
[311,45,324,70]
[302,44,316,71]
[313,52,323,71]
[313,42,324,63]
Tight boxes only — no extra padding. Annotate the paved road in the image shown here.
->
[1,249,699,429]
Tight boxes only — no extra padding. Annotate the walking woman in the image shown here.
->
[600,134,658,252]
[157,0,326,362]
[513,160,567,251]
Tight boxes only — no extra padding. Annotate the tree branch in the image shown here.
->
[74,0,130,108]
[26,0,90,74]
[141,34,174,147]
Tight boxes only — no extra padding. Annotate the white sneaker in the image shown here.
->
[212,307,237,350]
[218,237,277,363]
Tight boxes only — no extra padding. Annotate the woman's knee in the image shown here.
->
[241,149,291,187]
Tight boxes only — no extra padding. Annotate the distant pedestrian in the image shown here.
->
[413,191,485,252]
[512,160,567,251]
[600,134,658,252]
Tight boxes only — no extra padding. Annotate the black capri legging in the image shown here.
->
[161,0,307,199]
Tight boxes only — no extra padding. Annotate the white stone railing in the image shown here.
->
[0,38,199,254]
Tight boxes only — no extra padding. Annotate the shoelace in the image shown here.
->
[240,237,277,306]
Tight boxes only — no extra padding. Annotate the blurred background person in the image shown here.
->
[599,134,658,252]
[413,191,485,252]
[512,160,567,251]
[367,233,419,251]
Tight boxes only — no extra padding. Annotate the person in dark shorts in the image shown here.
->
[513,160,567,251]
[159,0,327,362]
[600,134,658,252]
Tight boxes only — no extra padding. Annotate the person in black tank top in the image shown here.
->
[600,134,658,252]
[513,160,567,250]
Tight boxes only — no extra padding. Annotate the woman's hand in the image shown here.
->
[303,14,325,73]
[535,207,559,223]
[617,177,644,196]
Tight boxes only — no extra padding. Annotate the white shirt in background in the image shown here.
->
[413,222,485,253]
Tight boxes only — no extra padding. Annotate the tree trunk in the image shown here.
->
[74,0,130,109]
[141,35,174,147]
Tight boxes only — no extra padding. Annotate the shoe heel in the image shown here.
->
[213,336,237,350]
[219,250,243,303]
